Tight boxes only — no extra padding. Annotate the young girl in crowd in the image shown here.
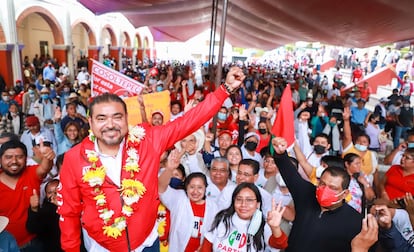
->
[225,144,243,183]
[201,182,288,251]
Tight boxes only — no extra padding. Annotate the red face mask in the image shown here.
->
[316,185,345,208]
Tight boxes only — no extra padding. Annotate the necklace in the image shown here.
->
[83,125,146,239]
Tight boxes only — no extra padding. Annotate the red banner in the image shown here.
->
[90,59,145,97]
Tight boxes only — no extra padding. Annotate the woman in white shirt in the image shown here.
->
[159,151,218,251]
[201,182,288,252]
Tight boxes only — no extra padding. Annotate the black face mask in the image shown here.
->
[245,141,258,151]
[258,128,267,134]
[169,177,184,189]
[314,144,326,154]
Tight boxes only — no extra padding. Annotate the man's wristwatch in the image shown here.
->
[222,83,235,94]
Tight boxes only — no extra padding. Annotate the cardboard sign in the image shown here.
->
[90,59,145,97]
[124,91,171,125]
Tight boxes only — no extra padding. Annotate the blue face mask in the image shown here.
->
[169,177,184,189]
[156,86,163,92]
[408,143,414,148]
[354,144,367,152]
[217,112,227,121]
[41,94,49,100]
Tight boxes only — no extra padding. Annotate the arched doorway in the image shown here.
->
[72,20,97,74]
[120,31,131,68]
[16,7,65,72]
[143,37,150,61]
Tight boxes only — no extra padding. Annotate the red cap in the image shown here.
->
[26,116,40,127]
[218,130,232,138]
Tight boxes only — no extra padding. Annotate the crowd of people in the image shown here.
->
[2,46,414,252]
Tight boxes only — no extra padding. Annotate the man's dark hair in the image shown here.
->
[0,140,27,158]
[170,100,183,111]
[312,133,330,145]
[320,155,345,170]
[0,132,20,143]
[89,93,127,117]
[321,166,350,190]
[354,132,371,145]
[239,159,260,175]
[66,102,77,110]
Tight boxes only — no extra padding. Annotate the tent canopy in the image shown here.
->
[79,0,414,50]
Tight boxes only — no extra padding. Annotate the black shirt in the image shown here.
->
[273,153,362,252]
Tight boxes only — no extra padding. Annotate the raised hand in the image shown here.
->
[166,149,181,171]
[374,205,392,229]
[239,104,248,121]
[39,138,56,161]
[184,99,195,113]
[30,189,40,212]
[54,106,62,122]
[205,132,214,143]
[225,67,246,90]
[267,199,286,229]
[403,193,414,216]
[271,137,288,154]
[343,106,351,121]
[351,214,378,251]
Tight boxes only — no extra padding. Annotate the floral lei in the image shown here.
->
[83,125,146,239]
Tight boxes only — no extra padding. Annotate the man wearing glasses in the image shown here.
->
[206,157,236,211]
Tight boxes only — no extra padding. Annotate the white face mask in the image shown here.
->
[354,144,368,152]
[275,173,287,187]
[247,208,262,236]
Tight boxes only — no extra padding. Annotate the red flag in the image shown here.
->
[271,84,295,146]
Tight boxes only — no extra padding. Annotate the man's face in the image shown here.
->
[210,161,229,187]
[171,104,181,115]
[88,101,128,146]
[1,148,27,177]
[27,123,40,135]
[236,164,257,184]
[218,134,232,150]
[67,105,76,117]
[313,136,330,150]
[151,114,163,126]
[318,172,347,208]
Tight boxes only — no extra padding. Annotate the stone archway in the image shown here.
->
[72,19,97,72]
[101,24,117,56]
[16,6,65,70]
[17,6,64,44]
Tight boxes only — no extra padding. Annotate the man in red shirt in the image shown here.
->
[359,81,372,101]
[352,65,364,83]
[57,67,246,251]
[0,140,55,249]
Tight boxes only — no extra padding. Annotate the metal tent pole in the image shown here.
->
[214,0,229,87]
